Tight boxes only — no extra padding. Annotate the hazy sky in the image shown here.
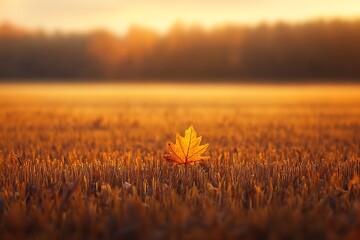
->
[1,0,359,34]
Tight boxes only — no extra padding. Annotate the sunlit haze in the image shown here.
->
[1,0,359,34]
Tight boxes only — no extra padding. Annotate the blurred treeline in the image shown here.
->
[0,19,360,81]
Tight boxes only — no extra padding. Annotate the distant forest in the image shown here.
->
[0,19,360,82]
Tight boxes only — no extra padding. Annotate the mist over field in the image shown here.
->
[0,19,360,82]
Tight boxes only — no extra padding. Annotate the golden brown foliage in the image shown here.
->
[0,84,359,239]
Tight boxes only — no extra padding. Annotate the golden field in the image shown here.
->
[0,84,360,239]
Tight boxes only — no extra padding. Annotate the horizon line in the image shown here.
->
[1,15,360,37]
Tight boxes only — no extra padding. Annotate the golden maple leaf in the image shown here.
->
[164,125,210,165]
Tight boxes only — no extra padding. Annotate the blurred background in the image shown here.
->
[0,0,359,82]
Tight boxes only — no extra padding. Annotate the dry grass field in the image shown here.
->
[0,84,360,240]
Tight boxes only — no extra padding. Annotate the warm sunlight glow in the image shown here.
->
[0,0,359,34]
